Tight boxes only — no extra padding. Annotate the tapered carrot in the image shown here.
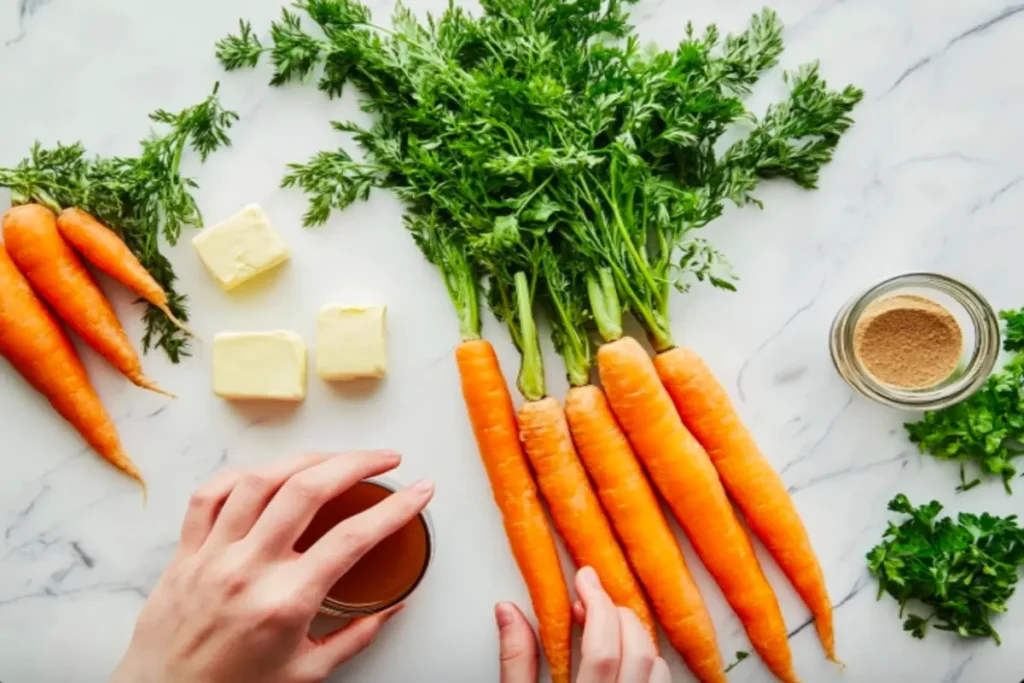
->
[456,339,571,683]
[0,242,145,493]
[56,208,193,336]
[566,384,726,682]
[518,395,657,646]
[599,336,797,683]
[2,205,173,398]
[656,347,835,661]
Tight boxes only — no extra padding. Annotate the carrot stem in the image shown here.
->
[514,271,545,402]
[586,269,623,343]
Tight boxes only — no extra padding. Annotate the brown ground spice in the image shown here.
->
[853,294,963,389]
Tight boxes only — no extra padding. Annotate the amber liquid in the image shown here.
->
[294,480,431,609]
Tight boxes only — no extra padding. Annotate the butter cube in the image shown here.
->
[193,204,290,290]
[213,331,307,400]
[316,305,387,380]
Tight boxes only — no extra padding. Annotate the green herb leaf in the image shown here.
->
[216,19,264,71]
[220,0,859,367]
[1000,308,1024,353]
[867,494,1024,644]
[906,314,1024,492]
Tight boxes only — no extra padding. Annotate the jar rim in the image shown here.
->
[830,272,1000,411]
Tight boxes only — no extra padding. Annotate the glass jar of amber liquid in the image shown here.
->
[295,478,434,617]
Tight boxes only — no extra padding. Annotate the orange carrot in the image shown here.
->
[598,336,797,683]
[456,339,571,683]
[0,242,145,492]
[518,395,657,646]
[56,208,193,336]
[566,384,726,682]
[656,347,834,661]
[2,205,173,398]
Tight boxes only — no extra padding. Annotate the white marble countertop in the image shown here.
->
[2,0,1024,681]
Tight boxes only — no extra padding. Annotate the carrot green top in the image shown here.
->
[216,1,863,361]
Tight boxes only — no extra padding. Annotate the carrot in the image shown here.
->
[598,336,797,683]
[656,347,835,661]
[56,208,193,336]
[518,395,657,646]
[566,384,726,682]
[456,339,572,683]
[0,242,145,493]
[2,205,173,398]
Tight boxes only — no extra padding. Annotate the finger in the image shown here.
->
[206,452,338,546]
[648,657,671,683]
[575,567,621,683]
[615,608,657,683]
[179,467,245,552]
[496,602,539,683]
[304,603,404,676]
[300,480,434,596]
[572,601,586,626]
[248,451,401,552]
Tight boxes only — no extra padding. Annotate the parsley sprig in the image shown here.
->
[906,308,1024,492]
[0,84,237,361]
[867,494,1024,644]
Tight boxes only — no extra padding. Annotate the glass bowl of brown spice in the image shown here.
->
[830,272,1000,410]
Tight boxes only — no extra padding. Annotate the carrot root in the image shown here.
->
[0,239,146,496]
[598,337,797,683]
[656,346,835,662]
[566,384,727,683]
[518,395,657,647]
[455,339,571,683]
[3,205,170,399]
[134,375,177,400]
[158,304,196,338]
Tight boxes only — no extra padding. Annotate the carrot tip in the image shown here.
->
[135,376,177,399]
[160,305,196,338]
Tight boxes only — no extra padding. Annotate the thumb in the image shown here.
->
[304,604,403,678]
[496,602,539,683]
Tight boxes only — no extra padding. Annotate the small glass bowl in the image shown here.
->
[830,272,1000,411]
[317,476,435,618]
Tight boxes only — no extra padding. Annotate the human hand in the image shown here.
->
[496,567,671,683]
[111,451,434,683]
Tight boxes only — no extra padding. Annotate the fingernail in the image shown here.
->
[578,566,600,589]
[495,602,515,628]
[409,479,434,494]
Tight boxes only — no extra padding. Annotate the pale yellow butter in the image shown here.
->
[316,305,387,380]
[213,331,307,400]
[193,204,290,290]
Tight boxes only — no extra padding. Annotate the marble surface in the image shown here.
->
[2,0,1024,681]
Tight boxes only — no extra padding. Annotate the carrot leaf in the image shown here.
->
[217,0,860,367]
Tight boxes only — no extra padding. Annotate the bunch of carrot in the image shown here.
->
[445,245,834,683]
[0,203,189,494]
[216,1,859,679]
